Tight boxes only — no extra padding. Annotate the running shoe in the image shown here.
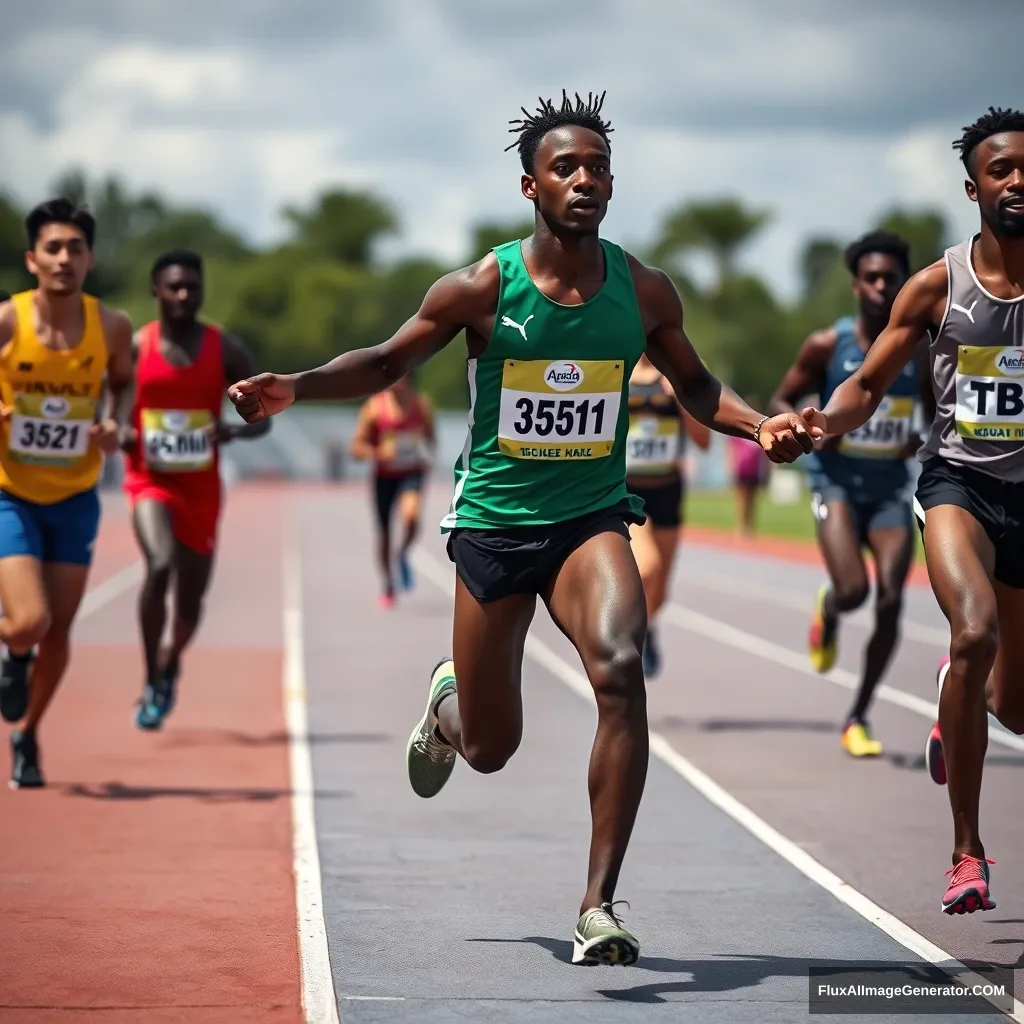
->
[841,720,882,757]
[808,584,838,673]
[572,902,639,966]
[134,668,177,732]
[0,650,33,723]
[398,552,414,592]
[642,628,661,679]
[925,656,950,786]
[10,730,44,789]
[406,658,457,798]
[942,855,995,915]
[378,593,396,611]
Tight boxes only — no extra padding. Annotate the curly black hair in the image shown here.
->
[953,106,1024,178]
[506,90,612,173]
[844,230,910,278]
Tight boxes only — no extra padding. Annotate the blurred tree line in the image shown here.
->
[0,171,951,409]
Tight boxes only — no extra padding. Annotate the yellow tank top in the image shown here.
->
[0,291,108,504]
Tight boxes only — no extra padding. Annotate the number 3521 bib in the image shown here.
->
[497,359,624,460]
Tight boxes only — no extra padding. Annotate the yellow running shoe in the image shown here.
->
[841,721,882,758]
[808,584,838,674]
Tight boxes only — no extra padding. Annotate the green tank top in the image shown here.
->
[440,238,648,531]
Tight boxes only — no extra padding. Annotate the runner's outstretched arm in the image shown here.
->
[218,334,270,440]
[228,262,494,423]
[803,264,947,437]
[633,265,818,463]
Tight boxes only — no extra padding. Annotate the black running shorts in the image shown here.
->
[446,500,644,603]
[627,476,684,529]
[915,457,1024,589]
[373,472,423,529]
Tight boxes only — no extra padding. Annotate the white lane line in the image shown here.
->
[679,569,949,647]
[662,603,1024,754]
[411,547,1023,1023]
[284,531,341,1024]
[76,561,143,622]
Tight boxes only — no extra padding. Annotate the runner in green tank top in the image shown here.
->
[228,90,817,966]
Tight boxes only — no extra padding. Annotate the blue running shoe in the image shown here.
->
[398,552,414,592]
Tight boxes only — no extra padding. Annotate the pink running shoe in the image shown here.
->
[378,593,396,610]
[924,656,950,785]
[942,855,996,915]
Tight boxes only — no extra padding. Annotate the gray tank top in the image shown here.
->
[921,237,1024,481]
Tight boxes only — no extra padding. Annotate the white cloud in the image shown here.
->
[0,0,1012,302]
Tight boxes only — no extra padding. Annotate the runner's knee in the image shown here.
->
[144,562,172,595]
[949,617,998,680]
[833,580,869,612]
[874,586,903,623]
[586,640,645,708]
[5,607,51,650]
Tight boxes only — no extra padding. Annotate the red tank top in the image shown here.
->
[124,321,226,489]
[369,392,429,477]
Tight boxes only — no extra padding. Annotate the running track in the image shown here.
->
[1,482,1022,1022]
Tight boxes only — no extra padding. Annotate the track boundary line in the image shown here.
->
[284,528,341,1024]
[411,547,1022,1022]
[76,561,143,622]
[662,603,1024,754]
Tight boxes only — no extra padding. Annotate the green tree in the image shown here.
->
[876,208,949,271]
[652,198,771,287]
[282,190,397,266]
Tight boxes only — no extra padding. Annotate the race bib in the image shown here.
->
[380,428,426,469]
[625,414,679,473]
[498,359,623,460]
[142,408,214,472]
[954,346,1024,441]
[839,396,914,457]
[8,393,94,465]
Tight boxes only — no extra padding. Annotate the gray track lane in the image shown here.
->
[298,488,1002,1022]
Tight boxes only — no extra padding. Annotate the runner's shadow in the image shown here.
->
[498,939,1011,1004]
[887,751,1024,772]
[60,781,352,803]
[161,729,391,748]
[651,715,838,735]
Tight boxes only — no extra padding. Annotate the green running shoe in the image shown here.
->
[406,658,457,798]
[572,902,639,966]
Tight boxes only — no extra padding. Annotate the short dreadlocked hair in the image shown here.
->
[506,90,613,173]
[953,106,1024,178]
[844,231,910,278]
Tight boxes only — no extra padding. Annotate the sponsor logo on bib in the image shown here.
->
[543,361,584,392]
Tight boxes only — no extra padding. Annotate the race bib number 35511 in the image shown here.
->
[498,359,623,460]
[955,346,1024,441]
[8,393,94,465]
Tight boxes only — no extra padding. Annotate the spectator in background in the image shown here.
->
[728,395,769,536]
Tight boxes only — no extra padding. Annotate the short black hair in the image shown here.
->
[25,198,95,250]
[151,249,203,284]
[506,90,613,173]
[953,106,1024,178]
[0,290,10,304]
[844,231,910,278]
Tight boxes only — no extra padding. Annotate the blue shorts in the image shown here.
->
[0,488,101,565]
[811,483,911,546]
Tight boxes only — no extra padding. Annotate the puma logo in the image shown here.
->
[500,314,534,341]
[951,300,978,324]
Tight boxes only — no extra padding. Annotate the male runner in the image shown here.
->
[122,250,269,729]
[802,107,1024,914]
[349,373,435,607]
[229,91,815,963]
[625,352,709,677]
[770,231,927,758]
[0,198,133,787]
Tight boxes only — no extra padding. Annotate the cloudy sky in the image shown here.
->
[1,0,1019,298]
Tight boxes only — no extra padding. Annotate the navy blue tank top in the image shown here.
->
[806,317,918,499]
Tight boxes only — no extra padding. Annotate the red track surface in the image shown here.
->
[0,490,301,1023]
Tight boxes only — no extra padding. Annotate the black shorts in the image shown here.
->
[628,476,684,529]
[446,500,643,603]
[373,472,423,529]
[811,484,912,546]
[915,457,1024,589]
